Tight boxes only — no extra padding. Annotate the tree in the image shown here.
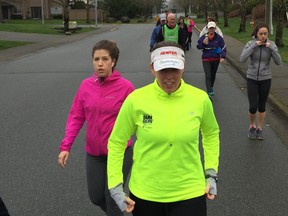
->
[86,0,90,23]
[237,0,259,32]
[274,0,287,47]
[211,0,219,21]
[52,0,71,32]
[104,0,131,19]
[237,0,249,32]
[215,0,231,27]
[178,0,192,15]
[0,0,3,22]
[71,0,86,9]
[198,0,209,20]
[135,0,155,19]
[154,0,166,13]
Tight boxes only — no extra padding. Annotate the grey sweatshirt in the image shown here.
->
[239,37,282,81]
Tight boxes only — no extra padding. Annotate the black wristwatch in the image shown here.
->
[205,174,218,183]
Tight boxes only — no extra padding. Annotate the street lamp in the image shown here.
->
[95,0,98,28]
[269,0,273,35]
[265,0,273,35]
[41,0,44,24]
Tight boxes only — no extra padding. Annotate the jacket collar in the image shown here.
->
[93,69,121,84]
[153,78,185,97]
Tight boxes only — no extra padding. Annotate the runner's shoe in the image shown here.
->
[208,91,213,97]
[210,88,215,96]
[248,126,256,140]
[207,92,214,102]
[256,128,264,140]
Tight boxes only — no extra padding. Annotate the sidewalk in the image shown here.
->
[0,24,288,123]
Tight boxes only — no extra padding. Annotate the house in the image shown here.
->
[1,0,61,20]
[1,0,105,22]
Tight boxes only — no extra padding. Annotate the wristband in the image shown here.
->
[205,174,218,183]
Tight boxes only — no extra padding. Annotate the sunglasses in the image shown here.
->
[259,32,268,36]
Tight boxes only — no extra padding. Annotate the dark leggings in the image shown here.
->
[202,61,220,92]
[0,197,10,216]
[130,193,207,216]
[86,147,133,216]
[186,32,193,49]
[247,78,271,114]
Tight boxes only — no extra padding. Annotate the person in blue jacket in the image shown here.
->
[197,21,226,98]
[150,14,167,52]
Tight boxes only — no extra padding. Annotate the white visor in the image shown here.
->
[151,46,185,71]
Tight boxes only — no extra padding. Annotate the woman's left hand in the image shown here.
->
[220,58,225,63]
[205,184,216,200]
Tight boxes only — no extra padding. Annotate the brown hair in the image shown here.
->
[207,17,216,23]
[92,40,120,69]
[251,23,269,37]
[152,41,183,52]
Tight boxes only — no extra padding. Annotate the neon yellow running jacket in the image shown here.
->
[108,79,220,202]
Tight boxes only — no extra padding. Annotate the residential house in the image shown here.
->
[1,0,61,20]
[1,0,104,22]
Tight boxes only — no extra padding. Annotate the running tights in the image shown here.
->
[130,193,207,216]
[202,60,220,92]
[247,78,271,114]
[86,147,133,216]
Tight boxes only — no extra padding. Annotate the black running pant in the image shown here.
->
[202,60,220,92]
[86,147,133,216]
[247,78,271,114]
[130,193,207,216]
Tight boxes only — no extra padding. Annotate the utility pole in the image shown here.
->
[95,0,98,28]
[265,0,273,35]
[41,0,45,24]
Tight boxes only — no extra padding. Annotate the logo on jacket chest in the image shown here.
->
[143,114,153,127]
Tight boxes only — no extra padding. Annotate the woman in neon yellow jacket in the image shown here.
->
[107,41,220,216]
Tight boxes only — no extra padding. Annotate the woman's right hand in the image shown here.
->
[124,196,135,213]
[58,151,70,168]
[203,38,209,45]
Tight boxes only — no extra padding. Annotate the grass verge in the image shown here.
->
[0,19,95,35]
[217,18,288,63]
[0,40,32,50]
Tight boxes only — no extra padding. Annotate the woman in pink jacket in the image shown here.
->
[57,40,134,216]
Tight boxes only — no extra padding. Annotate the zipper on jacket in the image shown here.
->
[257,46,263,81]
[97,80,104,151]
[168,95,173,148]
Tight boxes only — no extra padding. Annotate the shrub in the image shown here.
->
[121,16,130,23]
[11,14,23,19]
[106,17,117,23]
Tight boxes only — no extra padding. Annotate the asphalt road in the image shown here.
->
[1,24,288,216]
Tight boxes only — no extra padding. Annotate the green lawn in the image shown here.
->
[0,19,95,34]
[0,40,32,50]
[217,18,288,63]
[0,19,96,50]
